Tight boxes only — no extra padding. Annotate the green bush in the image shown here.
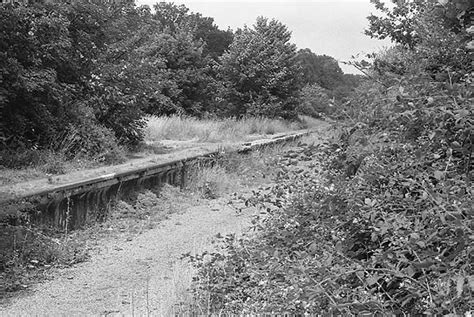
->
[298,84,332,117]
[186,1,473,313]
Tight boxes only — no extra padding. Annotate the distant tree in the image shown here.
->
[153,2,233,59]
[192,14,233,60]
[298,84,332,117]
[217,17,301,119]
[342,73,365,87]
[296,49,345,90]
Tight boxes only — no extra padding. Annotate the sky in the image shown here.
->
[135,0,393,74]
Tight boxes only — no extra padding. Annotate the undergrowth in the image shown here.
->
[0,139,299,306]
[0,224,89,304]
[185,10,473,314]
[187,85,472,313]
[0,184,194,304]
[0,115,321,186]
[144,115,319,143]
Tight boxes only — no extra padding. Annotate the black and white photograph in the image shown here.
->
[0,0,472,315]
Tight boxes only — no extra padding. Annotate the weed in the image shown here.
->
[0,131,310,309]
[0,224,89,303]
[186,164,238,199]
[144,115,317,144]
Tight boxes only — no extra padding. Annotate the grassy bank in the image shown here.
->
[0,116,322,186]
[144,115,320,143]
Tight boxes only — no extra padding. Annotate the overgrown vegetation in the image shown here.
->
[2,0,471,313]
[0,1,355,169]
[0,115,319,185]
[0,183,196,303]
[0,139,298,305]
[144,115,318,144]
[0,223,88,301]
[186,0,473,314]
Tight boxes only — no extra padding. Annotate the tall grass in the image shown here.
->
[144,115,320,143]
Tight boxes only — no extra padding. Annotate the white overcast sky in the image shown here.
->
[134,0,393,74]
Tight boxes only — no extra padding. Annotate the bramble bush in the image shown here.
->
[186,0,473,314]
[187,76,472,314]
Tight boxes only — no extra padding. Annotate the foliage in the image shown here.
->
[0,1,234,165]
[296,49,344,90]
[0,5,76,150]
[187,1,473,314]
[0,2,143,158]
[0,2,344,166]
[297,84,332,117]
[153,2,233,59]
[217,17,302,119]
[188,74,473,314]
[365,0,471,48]
[296,49,363,105]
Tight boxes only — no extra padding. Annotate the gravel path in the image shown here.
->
[0,199,253,316]
[0,125,334,316]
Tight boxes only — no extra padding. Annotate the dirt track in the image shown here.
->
[0,198,254,316]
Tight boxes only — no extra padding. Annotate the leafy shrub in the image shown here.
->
[134,190,158,209]
[298,84,332,117]
[188,102,472,313]
[0,224,89,297]
[186,1,473,313]
[66,121,126,164]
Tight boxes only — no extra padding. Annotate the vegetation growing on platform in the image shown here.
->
[0,1,355,169]
[0,138,295,306]
[144,115,319,143]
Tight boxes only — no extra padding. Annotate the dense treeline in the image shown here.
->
[0,1,354,165]
[188,0,473,314]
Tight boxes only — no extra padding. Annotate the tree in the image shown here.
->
[298,84,332,117]
[296,49,344,90]
[0,5,77,149]
[153,2,233,59]
[295,49,362,104]
[217,17,301,119]
[366,0,472,48]
[1,2,150,154]
[364,0,472,80]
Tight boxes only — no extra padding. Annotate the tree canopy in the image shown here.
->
[217,17,302,119]
[0,2,354,161]
[296,49,344,90]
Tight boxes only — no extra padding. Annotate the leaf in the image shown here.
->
[403,265,416,277]
[324,254,333,266]
[456,276,465,297]
[335,241,343,253]
[434,170,445,180]
[414,149,423,159]
[366,274,380,286]
[468,275,474,291]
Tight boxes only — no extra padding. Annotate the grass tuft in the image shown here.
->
[144,115,320,143]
